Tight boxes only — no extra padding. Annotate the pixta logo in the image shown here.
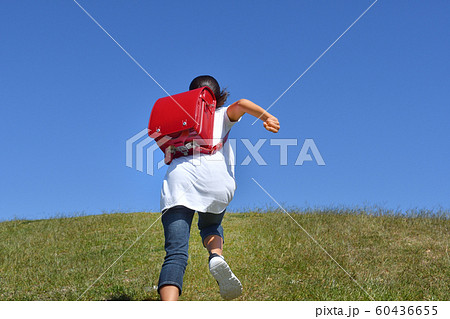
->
[126,128,166,175]
[126,129,325,175]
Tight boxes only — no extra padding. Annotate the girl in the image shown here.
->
[157,75,280,301]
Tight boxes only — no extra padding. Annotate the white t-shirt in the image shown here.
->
[160,106,239,213]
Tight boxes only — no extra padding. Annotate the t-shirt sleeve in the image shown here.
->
[222,106,241,132]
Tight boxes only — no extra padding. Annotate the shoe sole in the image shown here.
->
[209,258,243,300]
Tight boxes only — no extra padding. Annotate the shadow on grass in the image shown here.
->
[107,293,160,301]
[107,293,133,301]
[105,285,160,301]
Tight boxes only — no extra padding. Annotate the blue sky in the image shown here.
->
[1,0,449,221]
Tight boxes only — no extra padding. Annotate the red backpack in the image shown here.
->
[148,87,229,164]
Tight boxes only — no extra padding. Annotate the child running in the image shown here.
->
[157,75,280,301]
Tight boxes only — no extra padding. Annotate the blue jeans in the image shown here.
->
[157,205,225,295]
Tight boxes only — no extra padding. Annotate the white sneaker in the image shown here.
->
[209,256,243,300]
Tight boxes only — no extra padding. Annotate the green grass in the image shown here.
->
[0,210,448,300]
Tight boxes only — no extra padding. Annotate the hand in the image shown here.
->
[263,116,280,133]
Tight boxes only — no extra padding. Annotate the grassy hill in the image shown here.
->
[0,210,448,301]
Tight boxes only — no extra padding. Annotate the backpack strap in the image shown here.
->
[200,130,230,155]
[165,131,231,164]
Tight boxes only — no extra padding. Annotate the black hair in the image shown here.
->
[189,75,229,107]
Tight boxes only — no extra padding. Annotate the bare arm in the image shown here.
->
[226,99,280,133]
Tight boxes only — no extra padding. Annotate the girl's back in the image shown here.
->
[161,105,238,214]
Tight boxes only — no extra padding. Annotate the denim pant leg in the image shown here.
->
[158,206,195,295]
[197,209,226,247]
